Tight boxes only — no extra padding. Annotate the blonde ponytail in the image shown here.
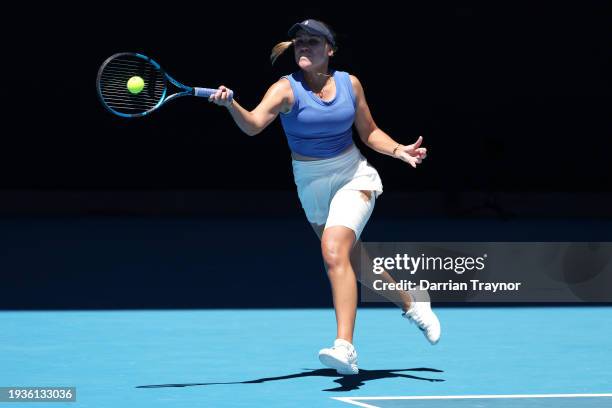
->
[270,41,293,65]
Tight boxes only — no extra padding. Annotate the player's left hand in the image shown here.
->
[394,136,428,168]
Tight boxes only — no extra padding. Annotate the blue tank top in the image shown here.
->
[279,70,356,158]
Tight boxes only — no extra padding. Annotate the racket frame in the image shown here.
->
[97,52,221,118]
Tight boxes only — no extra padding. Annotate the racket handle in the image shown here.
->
[194,87,234,102]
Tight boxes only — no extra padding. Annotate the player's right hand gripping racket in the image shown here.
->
[96,52,233,118]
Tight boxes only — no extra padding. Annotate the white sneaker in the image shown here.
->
[403,301,441,344]
[318,339,359,375]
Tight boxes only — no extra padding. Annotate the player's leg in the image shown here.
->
[311,222,413,312]
[312,189,441,345]
[320,224,359,343]
[311,189,412,310]
[316,224,359,375]
[315,189,375,375]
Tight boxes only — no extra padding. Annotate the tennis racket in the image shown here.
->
[96,52,233,118]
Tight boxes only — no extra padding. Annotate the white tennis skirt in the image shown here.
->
[292,144,383,232]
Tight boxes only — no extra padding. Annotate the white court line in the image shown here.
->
[333,393,612,408]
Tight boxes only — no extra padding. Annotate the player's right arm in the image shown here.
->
[210,79,293,136]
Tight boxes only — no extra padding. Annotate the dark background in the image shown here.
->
[1,1,610,309]
[3,1,610,192]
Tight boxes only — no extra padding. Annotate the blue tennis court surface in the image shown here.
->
[334,395,612,407]
[1,307,610,407]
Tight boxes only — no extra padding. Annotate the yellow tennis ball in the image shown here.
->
[127,76,145,94]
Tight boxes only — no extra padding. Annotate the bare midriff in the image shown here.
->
[291,144,353,161]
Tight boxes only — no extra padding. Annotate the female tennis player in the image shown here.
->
[209,19,441,375]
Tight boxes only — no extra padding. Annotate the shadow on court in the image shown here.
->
[136,367,444,392]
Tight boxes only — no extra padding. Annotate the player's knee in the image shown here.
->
[321,236,350,270]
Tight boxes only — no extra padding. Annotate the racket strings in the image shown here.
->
[98,55,166,115]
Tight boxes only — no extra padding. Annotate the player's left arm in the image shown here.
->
[351,75,427,168]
